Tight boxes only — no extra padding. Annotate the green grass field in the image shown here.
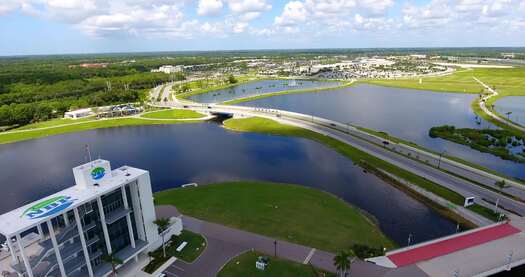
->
[15,117,97,130]
[218,251,335,277]
[141,109,205,119]
[0,117,199,144]
[365,70,482,94]
[155,181,394,252]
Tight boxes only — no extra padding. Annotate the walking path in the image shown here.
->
[473,77,525,133]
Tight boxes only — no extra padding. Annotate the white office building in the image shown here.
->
[0,160,179,277]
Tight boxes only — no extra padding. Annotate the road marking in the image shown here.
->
[303,248,316,264]
[164,270,179,277]
[170,264,186,271]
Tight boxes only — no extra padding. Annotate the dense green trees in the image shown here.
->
[0,57,176,127]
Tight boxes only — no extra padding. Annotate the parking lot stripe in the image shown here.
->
[303,248,316,264]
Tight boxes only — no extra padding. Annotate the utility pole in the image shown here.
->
[274,240,277,257]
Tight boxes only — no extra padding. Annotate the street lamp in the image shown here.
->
[438,150,447,169]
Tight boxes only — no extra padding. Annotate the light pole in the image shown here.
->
[438,150,446,169]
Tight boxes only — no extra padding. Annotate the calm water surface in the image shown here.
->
[239,84,525,179]
[0,123,459,245]
[188,79,342,103]
[495,96,525,127]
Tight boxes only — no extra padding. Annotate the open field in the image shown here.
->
[155,181,394,252]
[365,70,482,94]
[366,68,525,97]
[141,109,205,119]
[218,250,335,277]
[14,117,97,130]
[0,117,201,144]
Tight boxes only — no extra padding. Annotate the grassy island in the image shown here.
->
[429,125,525,163]
[155,181,394,252]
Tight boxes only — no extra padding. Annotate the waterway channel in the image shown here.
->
[0,122,460,245]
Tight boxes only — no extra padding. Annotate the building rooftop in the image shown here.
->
[0,160,148,238]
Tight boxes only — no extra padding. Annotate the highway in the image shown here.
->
[152,84,525,217]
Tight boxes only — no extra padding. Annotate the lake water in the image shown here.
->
[188,79,342,103]
[238,84,525,179]
[495,96,525,127]
[0,123,459,246]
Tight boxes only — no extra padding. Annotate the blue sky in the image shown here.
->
[0,0,524,56]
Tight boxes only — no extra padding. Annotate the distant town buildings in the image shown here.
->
[64,108,94,119]
[68,63,109,69]
[151,65,184,74]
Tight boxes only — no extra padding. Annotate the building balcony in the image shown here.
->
[104,207,131,225]
[92,240,148,277]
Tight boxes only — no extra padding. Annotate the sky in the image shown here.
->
[0,0,524,56]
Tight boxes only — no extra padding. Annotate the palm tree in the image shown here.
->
[153,217,171,258]
[102,252,123,277]
[496,180,506,191]
[333,250,351,277]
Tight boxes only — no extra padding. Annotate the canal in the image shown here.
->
[0,122,460,246]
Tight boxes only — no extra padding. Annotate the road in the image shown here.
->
[474,77,525,133]
[150,84,525,217]
[157,82,525,200]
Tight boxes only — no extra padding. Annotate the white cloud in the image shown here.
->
[232,21,248,33]
[197,0,223,16]
[274,1,307,26]
[402,0,453,28]
[0,0,21,15]
[226,0,271,14]
[358,0,394,16]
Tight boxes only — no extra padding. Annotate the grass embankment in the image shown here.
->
[15,117,97,130]
[430,125,525,163]
[141,109,205,119]
[223,117,485,226]
[218,251,335,277]
[0,117,200,144]
[223,82,353,105]
[176,75,261,99]
[144,230,206,273]
[155,181,394,252]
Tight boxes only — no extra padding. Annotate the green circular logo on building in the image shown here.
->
[91,166,106,180]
